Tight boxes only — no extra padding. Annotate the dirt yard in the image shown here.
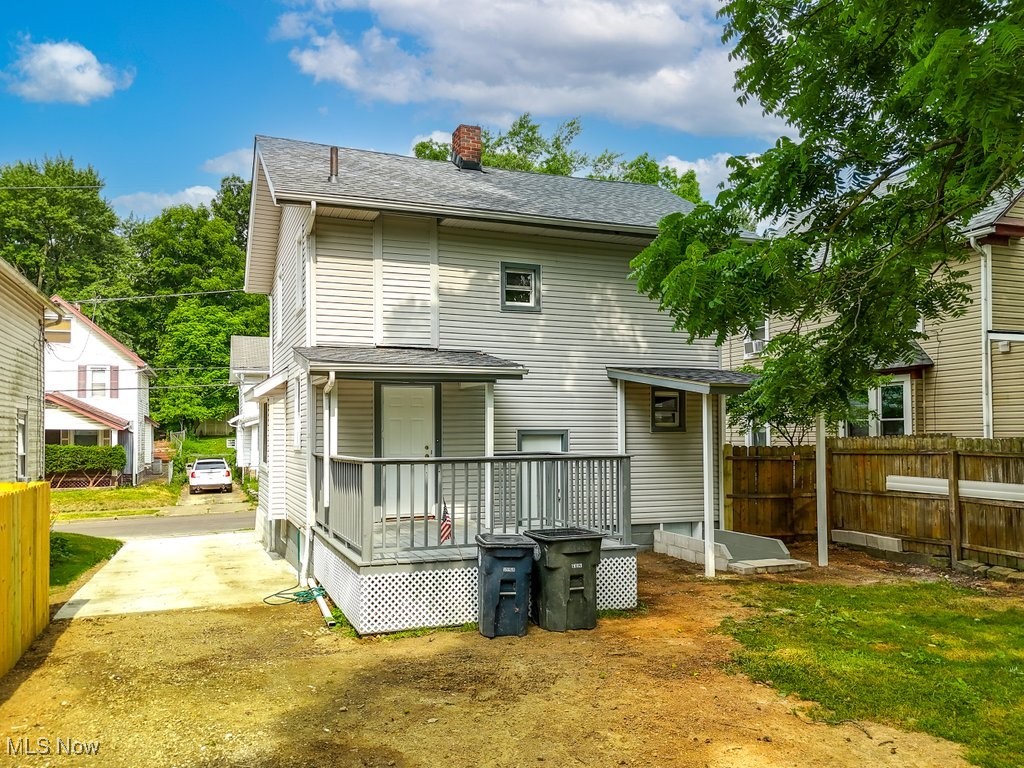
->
[0,548,980,768]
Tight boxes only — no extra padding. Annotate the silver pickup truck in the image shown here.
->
[188,458,233,494]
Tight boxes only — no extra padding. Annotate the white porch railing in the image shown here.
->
[312,453,630,563]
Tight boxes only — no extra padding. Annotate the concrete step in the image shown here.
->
[728,558,812,575]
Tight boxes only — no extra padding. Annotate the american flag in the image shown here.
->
[439,500,453,544]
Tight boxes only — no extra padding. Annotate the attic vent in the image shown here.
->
[452,124,482,171]
[329,146,338,182]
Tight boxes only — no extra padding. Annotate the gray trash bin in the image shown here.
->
[525,527,604,632]
[475,533,534,638]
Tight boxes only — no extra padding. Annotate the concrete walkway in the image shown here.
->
[55,531,297,620]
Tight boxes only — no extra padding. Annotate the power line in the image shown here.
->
[71,289,245,303]
[48,383,236,393]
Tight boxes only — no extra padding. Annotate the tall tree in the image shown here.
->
[0,157,126,295]
[414,113,700,201]
[632,0,1024,430]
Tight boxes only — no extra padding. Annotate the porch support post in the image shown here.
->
[616,379,626,453]
[815,413,828,567]
[718,395,728,530]
[485,382,494,525]
[702,392,715,578]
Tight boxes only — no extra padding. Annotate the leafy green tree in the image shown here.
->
[632,0,1024,431]
[211,175,251,250]
[414,113,700,201]
[151,299,240,429]
[0,157,126,295]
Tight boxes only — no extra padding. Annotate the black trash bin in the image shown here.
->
[525,527,604,632]
[475,533,535,638]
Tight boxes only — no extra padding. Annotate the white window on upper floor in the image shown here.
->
[89,366,109,398]
[844,375,912,437]
[501,263,541,312]
[743,318,769,359]
[16,410,27,480]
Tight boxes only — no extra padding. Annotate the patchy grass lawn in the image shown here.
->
[49,532,123,587]
[51,485,178,517]
[724,581,1024,768]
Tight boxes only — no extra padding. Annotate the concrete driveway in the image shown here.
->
[55,531,297,620]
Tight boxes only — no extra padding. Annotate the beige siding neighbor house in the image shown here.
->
[0,259,58,482]
[245,127,754,633]
[228,335,269,477]
[723,191,1024,446]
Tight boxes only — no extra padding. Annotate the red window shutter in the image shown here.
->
[110,366,119,398]
[78,366,87,397]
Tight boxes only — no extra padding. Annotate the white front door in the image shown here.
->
[380,386,436,519]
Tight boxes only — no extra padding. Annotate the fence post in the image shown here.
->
[948,449,962,563]
[722,445,733,531]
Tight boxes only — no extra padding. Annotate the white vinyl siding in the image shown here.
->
[263,395,287,522]
[438,227,718,455]
[624,382,720,524]
[336,379,374,456]
[441,383,485,457]
[315,219,375,346]
[0,275,46,482]
[990,240,1024,436]
[380,215,434,347]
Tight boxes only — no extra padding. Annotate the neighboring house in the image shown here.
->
[0,259,59,482]
[228,335,269,476]
[43,296,156,485]
[724,190,1024,445]
[245,126,754,633]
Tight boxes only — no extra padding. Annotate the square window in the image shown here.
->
[501,263,541,311]
[651,389,684,431]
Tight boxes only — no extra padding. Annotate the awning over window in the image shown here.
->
[44,392,131,430]
[606,366,757,395]
[876,341,934,374]
[294,346,528,382]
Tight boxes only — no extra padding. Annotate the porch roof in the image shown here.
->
[606,366,757,395]
[295,346,528,382]
[44,392,131,431]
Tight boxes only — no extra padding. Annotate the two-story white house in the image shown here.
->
[245,127,754,633]
[44,296,156,485]
[228,335,269,476]
[0,259,59,482]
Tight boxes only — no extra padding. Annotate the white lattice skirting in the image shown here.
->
[313,536,637,635]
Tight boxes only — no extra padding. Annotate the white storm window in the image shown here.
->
[746,425,770,447]
[89,366,109,398]
[845,375,912,437]
[501,263,541,311]
[16,410,27,480]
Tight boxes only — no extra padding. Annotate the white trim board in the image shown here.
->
[886,475,1024,504]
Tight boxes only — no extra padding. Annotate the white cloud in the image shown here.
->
[112,186,218,218]
[6,38,133,105]
[201,148,254,176]
[663,152,738,201]
[408,129,450,156]
[279,0,786,139]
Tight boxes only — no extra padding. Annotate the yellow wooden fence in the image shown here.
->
[0,482,50,678]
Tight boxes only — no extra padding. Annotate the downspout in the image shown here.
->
[303,370,337,627]
[969,236,993,438]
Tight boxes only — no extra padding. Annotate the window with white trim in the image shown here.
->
[501,263,541,311]
[651,389,684,431]
[844,375,912,437]
[746,425,770,447]
[743,318,768,358]
[89,366,109,398]
[16,410,27,480]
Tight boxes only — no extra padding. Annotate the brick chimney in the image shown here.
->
[451,124,482,170]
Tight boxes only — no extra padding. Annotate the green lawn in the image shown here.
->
[50,532,123,587]
[724,582,1024,768]
[51,485,179,517]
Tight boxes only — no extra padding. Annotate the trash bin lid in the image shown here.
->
[475,533,535,548]
[524,527,605,543]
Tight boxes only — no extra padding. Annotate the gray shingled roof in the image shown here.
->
[607,366,757,394]
[256,135,696,230]
[230,335,270,372]
[294,346,527,378]
[877,341,934,373]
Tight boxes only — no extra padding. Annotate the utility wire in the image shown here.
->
[48,383,236,393]
[71,289,245,303]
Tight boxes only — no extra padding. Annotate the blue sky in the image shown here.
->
[0,1,784,219]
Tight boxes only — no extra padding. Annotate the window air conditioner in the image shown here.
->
[743,339,765,357]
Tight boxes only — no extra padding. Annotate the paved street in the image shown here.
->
[53,509,255,539]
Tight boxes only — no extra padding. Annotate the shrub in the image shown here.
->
[45,444,128,475]
[50,532,73,564]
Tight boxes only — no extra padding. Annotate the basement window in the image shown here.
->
[501,263,541,312]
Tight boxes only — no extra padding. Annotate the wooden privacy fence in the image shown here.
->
[0,482,50,678]
[724,437,1024,569]
[830,435,1024,570]
[723,445,818,539]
